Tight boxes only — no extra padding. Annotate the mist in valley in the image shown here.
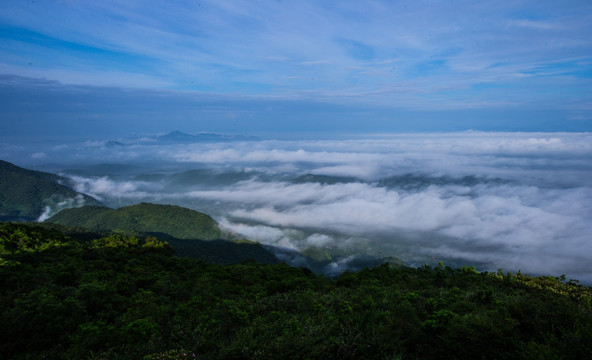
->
[4,131,591,282]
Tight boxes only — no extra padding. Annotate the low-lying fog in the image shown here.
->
[5,132,592,282]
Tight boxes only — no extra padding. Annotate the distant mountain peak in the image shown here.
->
[161,130,195,138]
[105,140,125,147]
[156,131,259,143]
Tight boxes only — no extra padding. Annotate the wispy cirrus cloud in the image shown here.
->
[1,0,590,111]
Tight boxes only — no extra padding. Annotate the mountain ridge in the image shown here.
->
[156,130,260,143]
[0,160,102,221]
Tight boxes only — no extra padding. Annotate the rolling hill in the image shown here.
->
[44,202,280,265]
[46,202,407,272]
[46,202,222,240]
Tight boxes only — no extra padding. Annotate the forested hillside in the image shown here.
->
[0,160,101,221]
[1,221,590,359]
[45,202,405,273]
[46,202,222,240]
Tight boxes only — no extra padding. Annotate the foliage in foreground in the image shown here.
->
[1,221,591,360]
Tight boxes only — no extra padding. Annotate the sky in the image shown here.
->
[1,0,591,139]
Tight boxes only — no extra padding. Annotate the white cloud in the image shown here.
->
[68,175,154,202]
[220,181,592,281]
[40,132,592,282]
[171,145,382,166]
[1,0,590,109]
[30,152,46,159]
[37,194,89,222]
[224,183,588,247]
[305,233,334,247]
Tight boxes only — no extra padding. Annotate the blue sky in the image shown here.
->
[1,0,591,139]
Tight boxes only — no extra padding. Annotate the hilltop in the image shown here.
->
[0,160,101,221]
[44,202,280,265]
[46,202,222,240]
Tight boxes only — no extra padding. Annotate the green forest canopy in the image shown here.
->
[1,221,591,360]
[46,202,222,240]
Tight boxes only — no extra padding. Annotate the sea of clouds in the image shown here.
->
[8,132,591,282]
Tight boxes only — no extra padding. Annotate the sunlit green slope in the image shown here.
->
[46,202,222,240]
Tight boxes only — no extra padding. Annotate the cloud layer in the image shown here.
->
[33,132,592,282]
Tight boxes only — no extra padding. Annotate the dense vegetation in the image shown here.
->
[47,203,223,240]
[1,221,591,359]
[38,220,280,266]
[0,160,101,221]
[45,202,404,272]
[44,202,282,265]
